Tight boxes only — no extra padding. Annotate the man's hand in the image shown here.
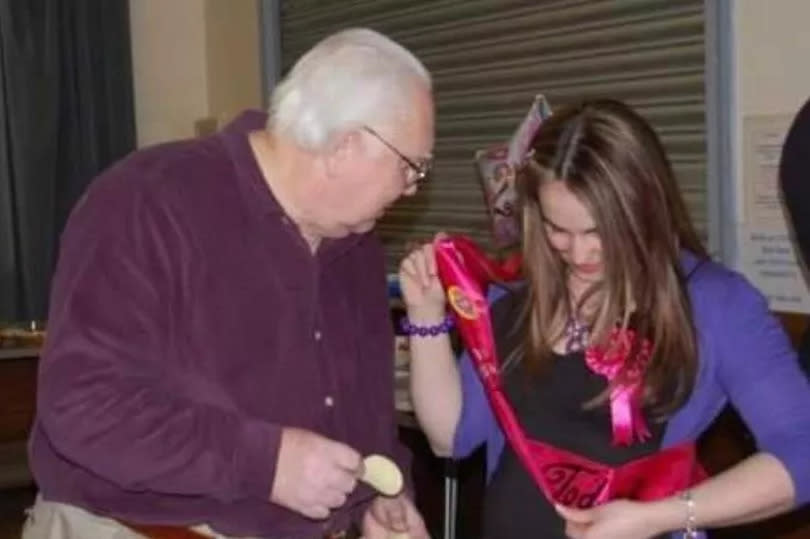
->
[270,427,362,519]
[361,494,430,539]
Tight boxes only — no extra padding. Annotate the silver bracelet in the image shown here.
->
[679,490,699,538]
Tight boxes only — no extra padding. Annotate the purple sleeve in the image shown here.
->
[452,351,496,458]
[451,284,508,459]
[716,274,810,505]
[37,190,279,502]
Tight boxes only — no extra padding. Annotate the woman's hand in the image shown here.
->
[556,500,666,539]
[398,236,446,318]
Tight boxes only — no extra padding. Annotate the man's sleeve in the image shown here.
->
[38,191,280,502]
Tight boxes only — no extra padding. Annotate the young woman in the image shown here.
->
[400,99,810,538]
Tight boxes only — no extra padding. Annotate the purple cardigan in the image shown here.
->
[453,253,810,512]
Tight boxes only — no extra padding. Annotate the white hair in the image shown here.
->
[269,28,431,150]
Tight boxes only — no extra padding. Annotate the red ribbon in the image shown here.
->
[434,235,706,507]
[585,328,653,446]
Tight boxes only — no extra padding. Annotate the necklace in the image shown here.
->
[563,316,590,353]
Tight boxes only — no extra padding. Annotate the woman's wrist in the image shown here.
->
[404,306,446,324]
[400,311,453,337]
[643,495,695,536]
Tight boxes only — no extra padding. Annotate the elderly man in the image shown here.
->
[24,28,433,539]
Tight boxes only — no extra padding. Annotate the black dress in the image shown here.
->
[482,288,666,539]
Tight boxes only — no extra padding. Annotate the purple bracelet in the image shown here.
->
[399,314,454,337]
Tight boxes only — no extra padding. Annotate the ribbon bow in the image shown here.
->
[584,328,653,446]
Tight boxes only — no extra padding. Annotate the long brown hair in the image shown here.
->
[517,99,707,416]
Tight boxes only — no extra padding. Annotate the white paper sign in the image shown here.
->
[740,115,810,313]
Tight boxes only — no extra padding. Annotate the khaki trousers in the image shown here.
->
[22,496,252,539]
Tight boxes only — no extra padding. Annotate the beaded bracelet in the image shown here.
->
[679,490,698,538]
[399,314,454,337]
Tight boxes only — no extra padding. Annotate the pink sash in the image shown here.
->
[434,235,706,508]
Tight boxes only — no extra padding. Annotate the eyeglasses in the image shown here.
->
[361,126,432,184]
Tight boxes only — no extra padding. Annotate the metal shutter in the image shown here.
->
[280,0,706,267]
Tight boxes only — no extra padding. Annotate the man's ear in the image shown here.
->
[323,130,362,178]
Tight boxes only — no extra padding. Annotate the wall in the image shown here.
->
[129,0,262,147]
[735,0,810,119]
[731,0,810,313]
[205,0,263,130]
[732,0,810,227]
